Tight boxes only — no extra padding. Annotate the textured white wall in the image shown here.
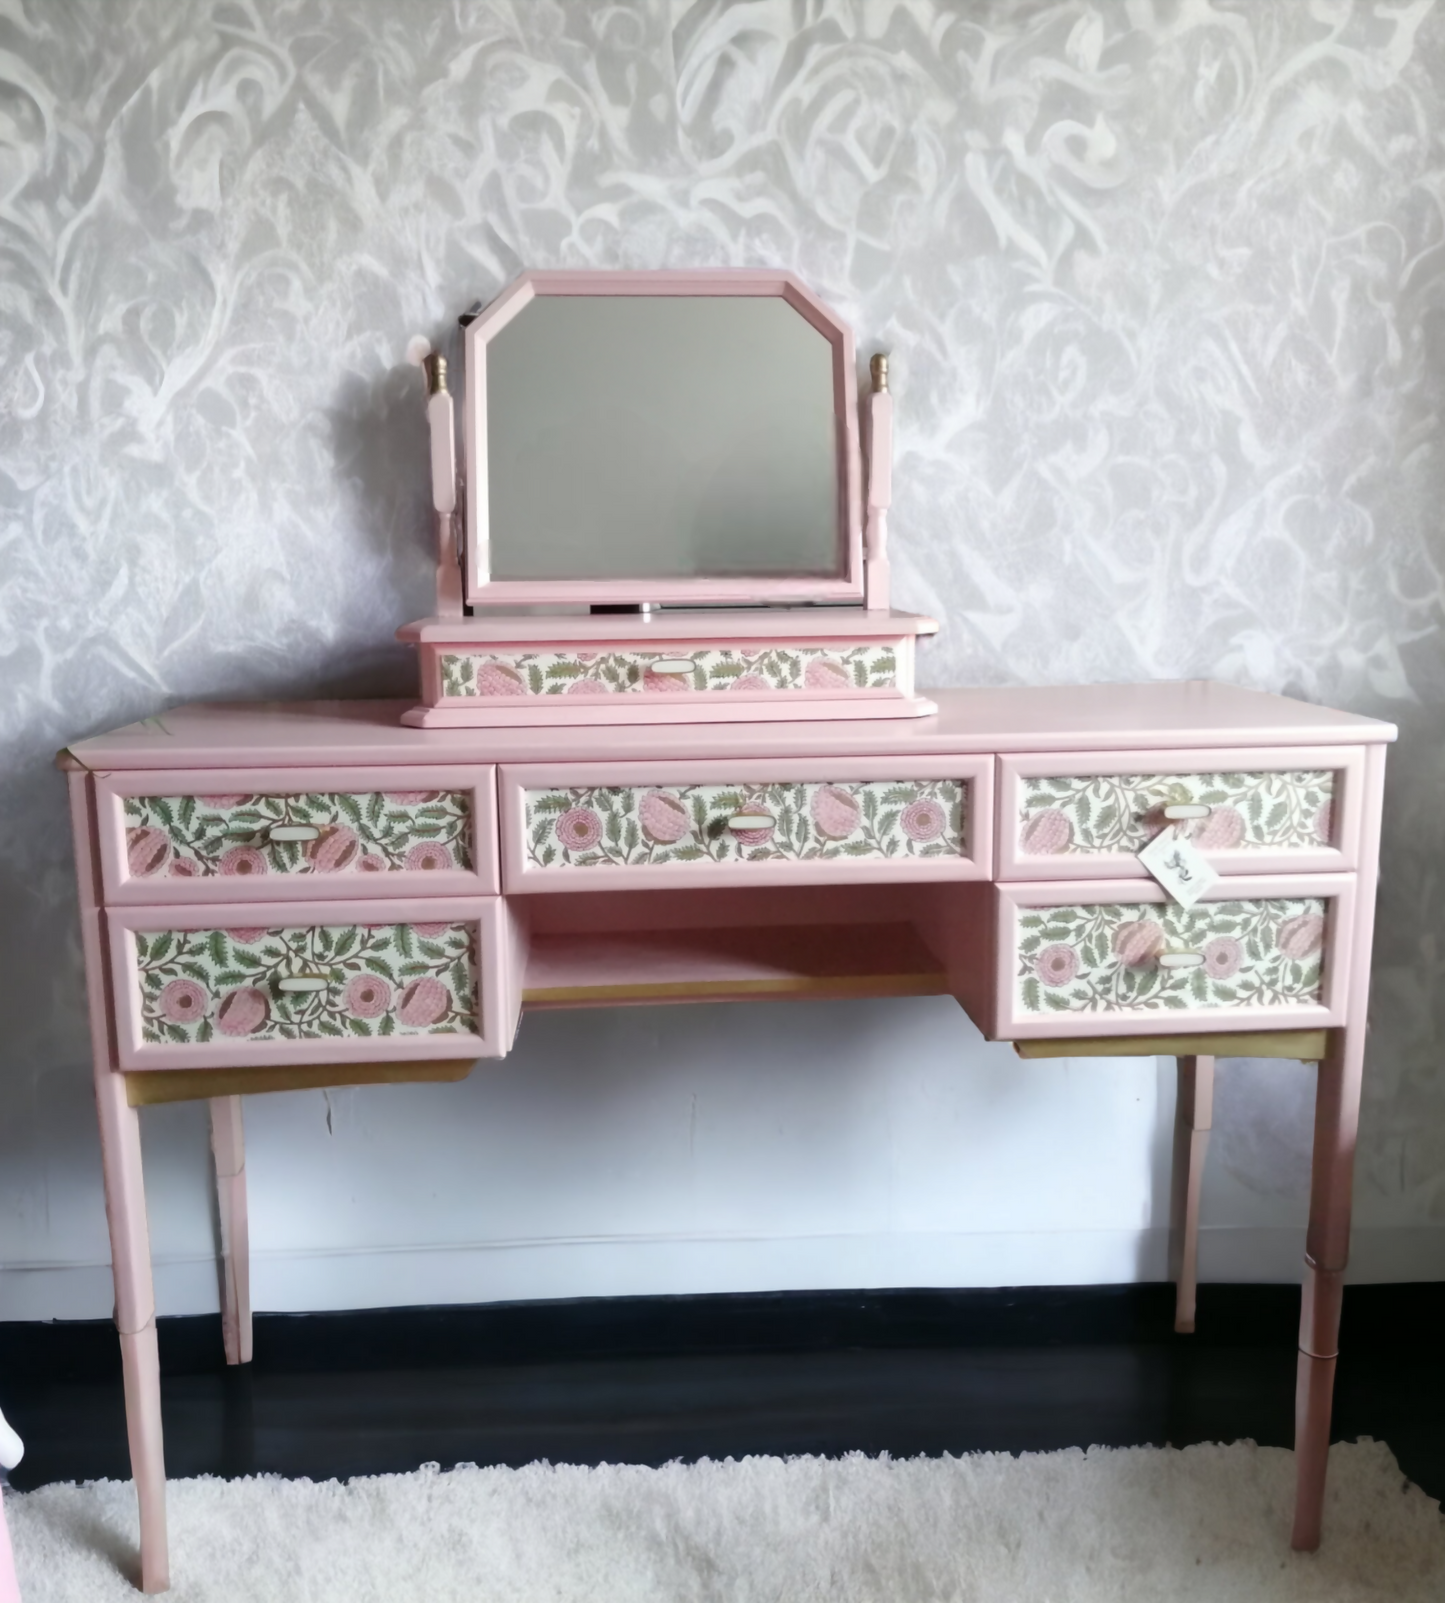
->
[3,0,1444,1319]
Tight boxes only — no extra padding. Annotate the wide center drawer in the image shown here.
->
[995,875,1354,1039]
[96,767,499,902]
[108,898,517,1069]
[499,758,994,892]
[998,747,1365,879]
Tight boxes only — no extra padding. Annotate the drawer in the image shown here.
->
[499,757,994,892]
[426,637,913,704]
[998,746,1365,880]
[96,766,498,903]
[108,898,519,1070]
[995,875,1354,1039]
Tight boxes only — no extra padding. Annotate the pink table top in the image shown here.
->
[68,683,1396,771]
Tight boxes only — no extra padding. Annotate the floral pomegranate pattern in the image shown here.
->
[134,921,478,1045]
[1015,897,1330,1016]
[524,779,967,869]
[122,790,473,879]
[1017,770,1335,857]
[439,645,899,698]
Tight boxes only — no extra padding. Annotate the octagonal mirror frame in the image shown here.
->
[461,269,865,608]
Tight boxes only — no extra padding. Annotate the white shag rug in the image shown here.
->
[9,1441,1444,1602]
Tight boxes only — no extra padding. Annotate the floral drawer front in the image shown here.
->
[1018,770,1335,857]
[135,921,477,1045]
[440,645,898,699]
[123,791,472,880]
[1016,897,1329,1017]
[525,779,967,869]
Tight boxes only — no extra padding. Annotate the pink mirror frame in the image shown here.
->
[461,270,865,608]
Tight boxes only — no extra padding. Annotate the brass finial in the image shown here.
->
[422,351,448,396]
[870,352,889,393]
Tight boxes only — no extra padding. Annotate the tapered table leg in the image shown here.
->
[1291,1027,1360,1552]
[66,766,170,1592]
[1169,1055,1215,1334]
[209,1097,252,1366]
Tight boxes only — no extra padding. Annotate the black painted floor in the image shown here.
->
[5,1286,1443,1504]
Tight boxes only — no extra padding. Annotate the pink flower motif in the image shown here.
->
[1277,913,1326,959]
[804,657,852,692]
[412,922,449,937]
[1204,937,1242,980]
[310,825,361,874]
[404,842,454,873]
[345,974,392,1019]
[127,827,172,878]
[397,976,449,1027]
[475,663,526,697]
[1194,806,1245,850]
[1113,920,1167,966]
[215,986,269,1036]
[639,791,691,845]
[1021,809,1072,855]
[901,798,946,843]
[219,845,267,877]
[384,791,440,806]
[197,794,247,808]
[159,978,209,1023]
[1036,944,1079,987]
[1313,800,1333,844]
[168,856,203,878]
[358,854,388,873]
[730,674,772,693]
[642,668,692,693]
[565,677,606,695]
[556,808,603,851]
[811,786,861,840]
[225,927,267,945]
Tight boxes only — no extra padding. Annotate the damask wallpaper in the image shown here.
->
[3,0,1444,1312]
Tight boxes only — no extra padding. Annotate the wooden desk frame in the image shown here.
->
[61,684,1392,1591]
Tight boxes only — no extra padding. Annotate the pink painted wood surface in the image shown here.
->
[498,755,994,895]
[95,765,499,903]
[1291,742,1388,1550]
[398,609,939,644]
[405,694,938,729]
[121,1323,170,1592]
[209,1096,252,1366]
[66,685,1397,773]
[996,745,1367,880]
[108,896,515,1070]
[462,270,865,608]
[864,384,892,612]
[66,769,170,1590]
[992,874,1356,1040]
[521,882,935,938]
[1170,1055,1215,1335]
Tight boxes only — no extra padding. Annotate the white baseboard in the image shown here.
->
[4,1225,1444,1322]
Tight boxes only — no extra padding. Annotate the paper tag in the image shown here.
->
[1137,826,1220,908]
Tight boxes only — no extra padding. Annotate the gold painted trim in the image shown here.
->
[124,1059,476,1107]
[1011,1029,1329,1062]
[524,972,948,1007]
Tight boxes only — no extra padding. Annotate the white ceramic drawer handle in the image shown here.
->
[649,658,696,674]
[1162,804,1210,821]
[727,813,776,832]
[267,824,321,842]
[276,975,330,994]
[1157,952,1205,970]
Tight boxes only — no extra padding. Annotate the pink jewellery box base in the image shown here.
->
[397,609,939,729]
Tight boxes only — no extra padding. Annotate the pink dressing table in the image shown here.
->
[59,272,1395,1591]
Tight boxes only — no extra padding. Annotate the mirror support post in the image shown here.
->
[865,353,892,612]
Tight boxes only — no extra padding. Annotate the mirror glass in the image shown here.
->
[485,296,841,582]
